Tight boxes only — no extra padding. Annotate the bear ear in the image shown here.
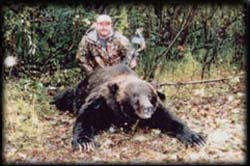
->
[157,90,166,101]
[108,83,119,95]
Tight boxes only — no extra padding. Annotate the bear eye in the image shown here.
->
[132,93,138,98]
[151,96,157,105]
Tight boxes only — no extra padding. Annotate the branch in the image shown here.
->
[146,7,194,80]
[159,75,244,87]
[161,6,193,59]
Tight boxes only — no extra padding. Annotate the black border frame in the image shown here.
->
[0,0,249,165]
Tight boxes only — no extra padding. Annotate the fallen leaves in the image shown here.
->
[3,73,246,164]
[208,130,231,144]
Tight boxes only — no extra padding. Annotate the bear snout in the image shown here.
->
[135,96,155,119]
[144,106,154,113]
[143,106,155,118]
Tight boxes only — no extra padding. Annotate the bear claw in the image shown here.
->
[72,138,96,152]
[181,132,206,147]
[72,141,95,152]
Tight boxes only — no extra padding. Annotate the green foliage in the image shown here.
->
[40,67,83,87]
[157,53,202,81]
[4,77,50,120]
[3,4,96,78]
[113,7,129,33]
[3,3,245,83]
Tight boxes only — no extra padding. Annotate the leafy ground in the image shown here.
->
[3,70,246,164]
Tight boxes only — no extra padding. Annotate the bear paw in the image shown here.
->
[71,137,97,152]
[178,131,206,147]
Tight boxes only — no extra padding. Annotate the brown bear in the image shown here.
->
[68,64,205,151]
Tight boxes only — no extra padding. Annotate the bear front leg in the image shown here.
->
[72,114,97,152]
[142,103,206,147]
[74,78,90,113]
[72,97,111,151]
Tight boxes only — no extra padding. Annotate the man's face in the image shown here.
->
[96,21,112,39]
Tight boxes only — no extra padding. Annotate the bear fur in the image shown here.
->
[50,78,89,114]
[51,66,166,114]
[56,64,205,150]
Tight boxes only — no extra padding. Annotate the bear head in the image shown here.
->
[107,77,159,120]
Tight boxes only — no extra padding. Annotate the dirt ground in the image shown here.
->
[3,75,246,164]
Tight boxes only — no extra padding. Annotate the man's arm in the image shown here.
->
[76,36,94,74]
[93,56,105,68]
[118,35,136,68]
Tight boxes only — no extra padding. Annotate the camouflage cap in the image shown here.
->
[96,14,112,23]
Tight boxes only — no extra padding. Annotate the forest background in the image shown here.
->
[2,1,247,164]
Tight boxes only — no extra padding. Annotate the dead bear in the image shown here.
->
[51,67,166,114]
[50,78,89,114]
[70,64,205,150]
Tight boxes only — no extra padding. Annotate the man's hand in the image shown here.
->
[129,58,137,70]
[83,64,93,75]
[94,56,105,68]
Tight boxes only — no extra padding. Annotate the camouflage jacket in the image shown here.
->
[76,29,133,74]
